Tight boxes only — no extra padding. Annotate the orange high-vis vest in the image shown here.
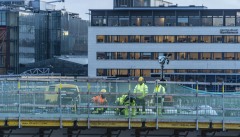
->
[92,95,106,104]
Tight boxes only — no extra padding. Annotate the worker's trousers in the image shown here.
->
[136,98,145,113]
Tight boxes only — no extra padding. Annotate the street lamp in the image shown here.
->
[158,53,172,81]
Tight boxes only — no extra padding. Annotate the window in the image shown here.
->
[141,36,152,43]
[154,17,164,26]
[119,36,128,43]
[179,52,186,60]
[141,52,151,60]
[213,36,223,43]
[237,12,240,26]
[189,36,198,43]
[224,53,234,60]
[118,52,127,59]
[225,16,235,26]
[97,69,104,76]
[97,52,106,59]
[119,16,129,26]
[0,56,5,67]
[238,36,240,43]
[213,16,223,26]
[112,52,117,59]
[142,69,151,77]
[118,69,128,76]
[134,0,150,7]
[202,53,211,60]
[116,0,131,7]
[200,36,212,43]
[189,53,198,60]
[142,16,152,26]
[129,35,140,43]
[92,16,106,26]
[97,35,105,42]
[154,36,164,43]
[213,53,222,60]
[165,16,176,26]
[130,52,135,60]
[163,36,174,43]
[236,52,240,59]
[189,16,200,26]
[0,12,6,25]
[110,35,119,42]
[177,36,188,43]
[202,16,213,26]
[177,17,188,26]
[225,36,236,43]
[131,16,141,26]
[108,16,118,26]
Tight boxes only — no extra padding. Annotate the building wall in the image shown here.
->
[88,26,240,77]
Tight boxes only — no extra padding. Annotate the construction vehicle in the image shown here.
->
[45,84,80,105]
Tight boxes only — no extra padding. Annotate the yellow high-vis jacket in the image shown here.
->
[134,83,148,99]
[153,85,166,94]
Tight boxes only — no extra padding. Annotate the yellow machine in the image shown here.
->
[45,84,80,104]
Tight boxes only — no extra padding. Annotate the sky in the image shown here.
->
[45,0,240,20]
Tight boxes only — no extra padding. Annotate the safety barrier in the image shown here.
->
[0,76,240,130]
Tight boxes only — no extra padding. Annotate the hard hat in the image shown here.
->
[155,79,160,84]
[138,76,144,82]
[100,89,106,93]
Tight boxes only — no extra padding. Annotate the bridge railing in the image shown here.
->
[0,77,240,129]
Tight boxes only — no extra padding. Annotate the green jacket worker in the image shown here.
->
[134,76,148,114]
[115,95,136,116]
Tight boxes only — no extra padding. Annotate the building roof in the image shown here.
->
[57,56,88,65]
[90,7,240,11]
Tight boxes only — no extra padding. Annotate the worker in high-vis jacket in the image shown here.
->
[153,79,166,115]
[91,89,108,114]
[115,94,136,116]
[134,76,148,114]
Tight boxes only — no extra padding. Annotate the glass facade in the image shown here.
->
[64,13,88,55]
[114,0,151,8]
[19,12,35,66]
[97,35,240,43]
[35,11,49,62]
[97,52,238,61]
[6,11,18,74]
[18,10,88,74]
[91,10,240,27]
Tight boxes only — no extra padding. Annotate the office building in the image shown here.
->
[88,0,240,83]
[0,0,88,75]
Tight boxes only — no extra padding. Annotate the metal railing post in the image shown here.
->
[18,79,21,128]
[59,79,62,128]
[196,81,199,131]
[222,82,225,131]
[156,92,159,130]
[128,79,131,130]
[87,80,91,129]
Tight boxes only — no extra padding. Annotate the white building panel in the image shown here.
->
[88,26,240,77]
